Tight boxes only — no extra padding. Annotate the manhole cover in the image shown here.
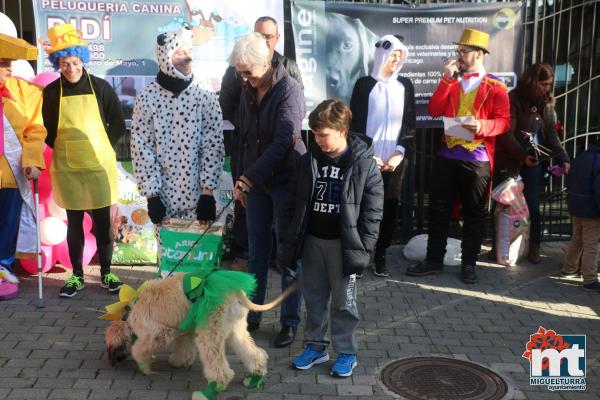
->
[380,357,508,400]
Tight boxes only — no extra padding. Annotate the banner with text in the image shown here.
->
[291,1,522,127]
[33,0,284,111]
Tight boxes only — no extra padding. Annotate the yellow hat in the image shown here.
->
[0,33,38,60]
[455,28,490,54]
[38,23,87,54]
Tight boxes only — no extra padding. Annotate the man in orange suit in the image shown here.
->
[406,28,510,284]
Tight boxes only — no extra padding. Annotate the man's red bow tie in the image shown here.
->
[462,72,480,80]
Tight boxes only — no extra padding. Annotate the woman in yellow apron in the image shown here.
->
[40,24,125,298]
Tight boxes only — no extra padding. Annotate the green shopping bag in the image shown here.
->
[158,219,223,277]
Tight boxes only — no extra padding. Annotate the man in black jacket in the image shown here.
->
[219,16,303,272]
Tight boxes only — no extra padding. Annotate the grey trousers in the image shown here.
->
[300,234,359,354]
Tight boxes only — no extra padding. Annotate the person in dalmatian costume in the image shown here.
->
[131,24,224,229]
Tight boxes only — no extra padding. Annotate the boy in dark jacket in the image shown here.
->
[561,135,600,292]
[279,100,384,377]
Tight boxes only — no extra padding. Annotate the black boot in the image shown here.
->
[373,249,390,277]
[406,260,443,276]
[460,264,477,284]
[273,325,297,348]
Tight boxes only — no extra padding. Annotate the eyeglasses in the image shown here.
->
[375,40,392,50]
[237,66,255,77]
[456,48,478,56]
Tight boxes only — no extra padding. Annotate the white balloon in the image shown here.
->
[11,60,35,80]
[40,216,67,246]
[0,13,17,37]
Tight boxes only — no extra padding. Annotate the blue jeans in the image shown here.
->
[246,184,301,327]
[521,164,544,245]
[0,189,23,270]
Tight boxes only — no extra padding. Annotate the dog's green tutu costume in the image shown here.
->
[179,268,257,333]
[179,269,263,400]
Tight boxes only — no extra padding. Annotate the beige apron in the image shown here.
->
[50,75,118,210]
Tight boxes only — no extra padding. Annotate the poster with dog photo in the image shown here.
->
[292,1,522,127]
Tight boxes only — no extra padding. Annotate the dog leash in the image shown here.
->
[164,197,235,279]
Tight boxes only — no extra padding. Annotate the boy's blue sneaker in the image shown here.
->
[292,347,329,370]
[330,353,357,377]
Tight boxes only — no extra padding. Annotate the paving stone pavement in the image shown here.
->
[1,242,599,400]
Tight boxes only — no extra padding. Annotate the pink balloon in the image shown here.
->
[82,232,97,267]
[43,146,53,170]
[55,232,97,269]
[30,71,59,88]
[37,173,52,204]
[20,245,55,274]
[83,212,93,233]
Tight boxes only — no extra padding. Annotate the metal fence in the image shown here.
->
[4,0,599,242]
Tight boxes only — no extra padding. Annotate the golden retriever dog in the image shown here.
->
[105,273,297,400]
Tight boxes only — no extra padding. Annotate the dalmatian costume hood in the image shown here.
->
[130,25,224,220]
[155,24,194,81]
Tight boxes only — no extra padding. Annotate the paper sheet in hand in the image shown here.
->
[443,116,475,141]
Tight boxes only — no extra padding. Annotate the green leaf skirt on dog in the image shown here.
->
[178,269,257,333]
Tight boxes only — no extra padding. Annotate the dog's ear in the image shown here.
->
[105,320,131,366]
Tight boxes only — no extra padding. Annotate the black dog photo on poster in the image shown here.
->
[292,1,523,127]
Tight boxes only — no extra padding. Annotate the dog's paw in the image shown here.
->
[137,362,153,375]
[191,391,208,400]
[192,381,226,400]
[243,373,265,389]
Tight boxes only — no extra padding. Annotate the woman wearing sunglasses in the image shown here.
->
[349,34,416,278]
[229,32,306,347]
[41,24,126,298]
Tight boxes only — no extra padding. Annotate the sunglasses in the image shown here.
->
[237,67,254,77]
[375,40,392,50]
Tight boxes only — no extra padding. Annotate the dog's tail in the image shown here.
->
[240,282,300,312]
[105,320,132,366]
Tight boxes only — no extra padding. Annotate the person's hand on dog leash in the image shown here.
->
[147,196,167,225]
[196,190,216,226]
[234,176,252,208]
